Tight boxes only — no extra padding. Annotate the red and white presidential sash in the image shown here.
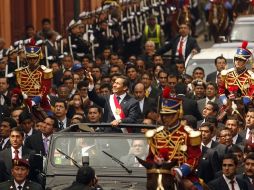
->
[109,94,128,133]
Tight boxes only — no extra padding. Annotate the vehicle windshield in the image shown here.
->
[185,59,234,77]
[230,23,254,42]
[51,135,149,168]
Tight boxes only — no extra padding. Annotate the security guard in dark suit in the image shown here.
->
[0,159,43,190]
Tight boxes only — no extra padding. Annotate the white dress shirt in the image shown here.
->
[0,91,8,105]
[11,147,22,159]
[139,98,145,113]
[14,180,25,190]
[176,36,188,59]
[232,134,239,144]
[201,140,212,149]
[205,97,216,105]
[42,134,51,148]
[223,175,240,190]
[1,137,9,149]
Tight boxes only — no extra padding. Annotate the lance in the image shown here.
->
[68,35,74,59]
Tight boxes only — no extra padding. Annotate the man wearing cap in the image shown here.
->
[219,41,254,108]
[0,159,43,190]
[67,19,90,60]
[144,87,203,189]
[15,40,53,119]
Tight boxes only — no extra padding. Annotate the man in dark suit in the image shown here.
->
[0,117,17,151]
[54,99,71,130]
[0,159,43,190]
[0,159,9,182]
[239,108,254,143]
[25,116,58,156]
[157,23,200,61]
[197,82,222,116]
[0,76,11,107]
[19,111,39,141]
[206,56,227,83]
[0,127,35,176]
[87,73,141,132]
[133,82,157,119]
[45,30,58,58]
[225,116,243,145]
[236,153,254,190]
[208,154,249,190]
[140,72,161,100]
[175,82,202,121]
[199,121,227,167]
[198,122,221,183]
[120,139,148,167]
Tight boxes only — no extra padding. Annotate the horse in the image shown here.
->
[217,97,247,126]
[208,2,230,42]
[136,157,210,190]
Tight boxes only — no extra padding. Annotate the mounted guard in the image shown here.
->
[218,41,254,124]
[137,87,208,190]
[15,39,53,121]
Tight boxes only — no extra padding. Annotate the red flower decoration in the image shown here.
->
[162,86,171,98]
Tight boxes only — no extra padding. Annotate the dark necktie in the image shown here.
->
[116,96,121,103]
[14,149,19,160]
[59,121,64,130]
[230,179,235,190]
[18,185,22,190]
[0,139,4,150]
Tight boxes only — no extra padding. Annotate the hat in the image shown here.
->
[68,19,82,31]
[160,87,183,114]
[72,63,84,72]
[6,46,18,55]
[25,45,42,58]
[235,41,252,61]
[12,159,30,168]
[192,79,206,88]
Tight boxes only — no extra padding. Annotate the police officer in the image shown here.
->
[0,159,43,190]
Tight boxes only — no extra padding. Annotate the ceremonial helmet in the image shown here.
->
[160,87,183,117]
[25,38,43,66]
[234,41,252,61]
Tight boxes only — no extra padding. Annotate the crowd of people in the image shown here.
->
[0,0,254,189]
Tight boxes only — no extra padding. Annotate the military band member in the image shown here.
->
[0,159,43,190]
[219,41,254,106]
[15,40,53,117]
[145,87,203,189]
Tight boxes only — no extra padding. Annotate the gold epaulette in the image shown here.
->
[15,67,25,73]
[247,69,254,76]
[184,125,201,146]
[41,65,53,79]
[15,67,26,85]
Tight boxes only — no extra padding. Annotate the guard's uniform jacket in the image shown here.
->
[146,124,202,183]
[15,65,53,111]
